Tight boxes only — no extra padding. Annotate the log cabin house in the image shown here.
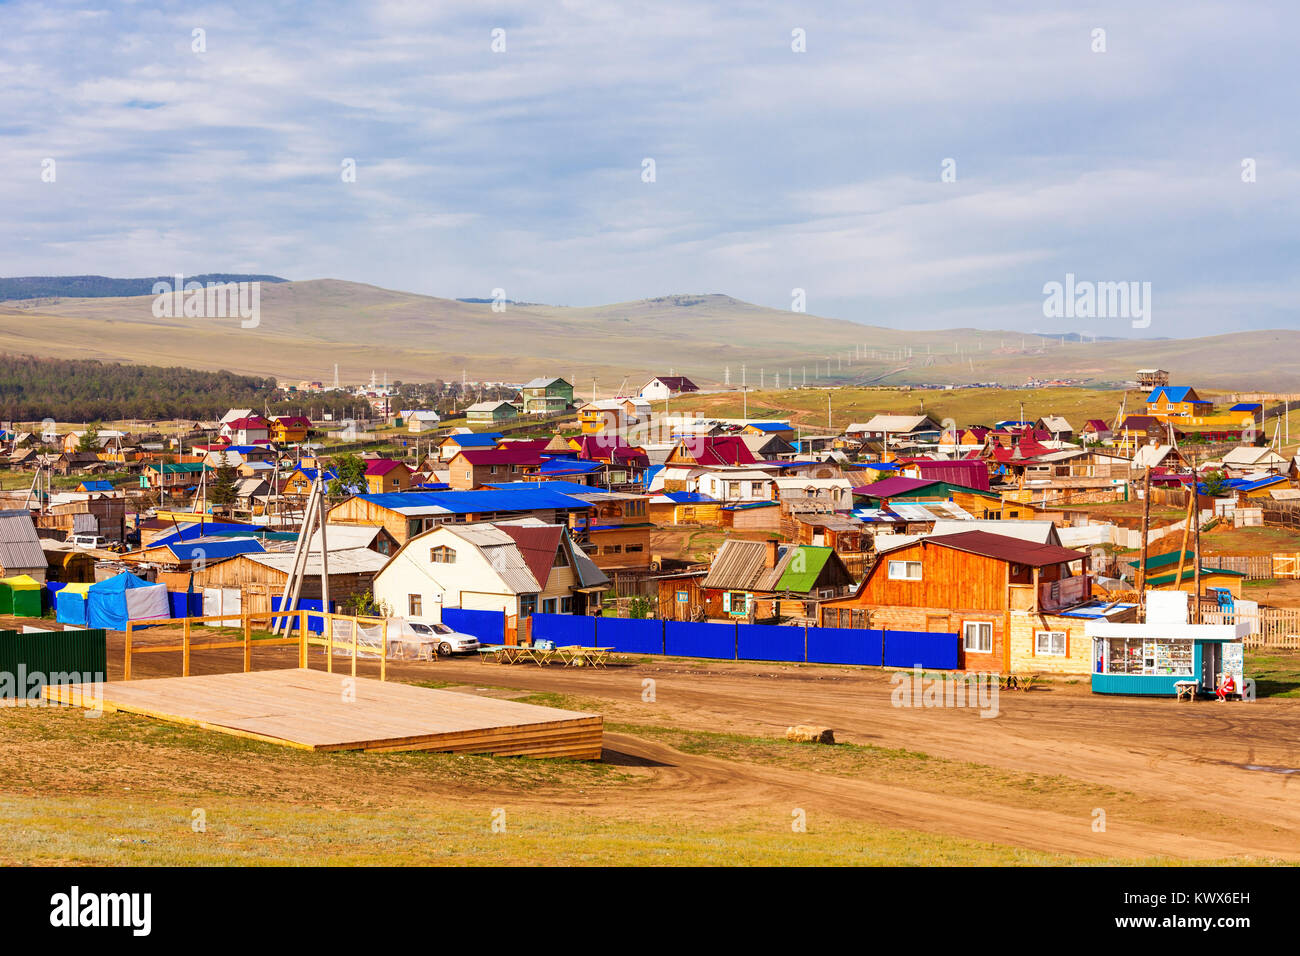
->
[817,530,1117,673]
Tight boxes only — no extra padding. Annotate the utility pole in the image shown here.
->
[1192,488,1203,624]
[1137,466,1152,620]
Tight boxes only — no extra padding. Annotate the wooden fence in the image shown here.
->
[1202,553,1284,580]
[1261,501,1300,531]
[124,609,392,681]
[1202,607,1300,649]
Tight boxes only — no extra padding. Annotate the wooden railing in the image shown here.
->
[124,610,391,681]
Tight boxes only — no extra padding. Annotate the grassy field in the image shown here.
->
[0,694,1144,866]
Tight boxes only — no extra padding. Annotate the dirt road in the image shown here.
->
[95,630,1300,863]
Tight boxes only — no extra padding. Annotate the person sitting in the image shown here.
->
[1216,673,1236,701]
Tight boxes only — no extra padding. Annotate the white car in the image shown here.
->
[71,534,112,550]
[393,620,480,657]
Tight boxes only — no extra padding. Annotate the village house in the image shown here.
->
[405,410,442,433]
[817,530,1118,674]
[446,447,545,490]
[699,539,855,623]
[363,459,413,493]
[326,486,597,547]
[639,375,700,401]
[371,519,610,622]
[846,415,941,444]
[519,377,575,415]
[577,400,629,435]
[465,400,518,425]
[220,415,273,445]
[267,416,310,443]
[437,432,502,460]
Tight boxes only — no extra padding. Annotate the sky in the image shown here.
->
[1,0,1296,338]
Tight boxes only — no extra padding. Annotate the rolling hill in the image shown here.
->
[0,278,1295,391]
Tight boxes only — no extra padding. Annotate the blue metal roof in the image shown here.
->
[1146,386,1207,404]
[445,433,500,447]
[1230,403,1262,412]
[358,487,591,513]
[661,491,715,503]
[746,422,790,432]
[166,538,266,562]
[538,459,603,475]
[80,480,114,491]
[150,522,265,547]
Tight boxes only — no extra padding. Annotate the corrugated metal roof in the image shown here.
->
[166,537,266,562]
[245,548,390,575]
[772,546,833,593]
[0,511,46,571]
[925,531,1084,567]
[496,524,563,590]
[700,539,770,591]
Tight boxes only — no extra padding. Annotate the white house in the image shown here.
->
[371,519,610,621]
[774,477,854,511]
[406,410,442,433]
[638,375,700,402]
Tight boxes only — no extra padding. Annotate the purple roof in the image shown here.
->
[850,477,943,498]
[914,459,991,492]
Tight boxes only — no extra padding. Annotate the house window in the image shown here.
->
[675,590,689,603]
[542,598,558,614]
[888,560,922,581]
[963,621,993,653]
[519,594,537,618]
[625,543,644,553]
[408,594,422,617]
[430,546,456,563]
[1036,630,1067,657]
[560,596,573,613]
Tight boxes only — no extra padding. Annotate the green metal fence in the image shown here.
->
[0,628,107,700]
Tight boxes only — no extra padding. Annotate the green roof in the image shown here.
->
[776,546,833,593]
[1127,550,1246,585]
[154,462,206,474]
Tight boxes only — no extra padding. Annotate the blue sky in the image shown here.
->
[1,0,1296,338]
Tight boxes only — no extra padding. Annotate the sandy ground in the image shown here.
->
[81,626,1300,864]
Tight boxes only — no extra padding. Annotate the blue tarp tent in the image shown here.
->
[55,582,92,626]
[87,571,170,631]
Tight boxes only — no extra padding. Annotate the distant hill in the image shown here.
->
[0,274,289,301]
[0,277,1294,390]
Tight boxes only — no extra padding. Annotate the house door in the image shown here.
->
[1200,642,1218,690]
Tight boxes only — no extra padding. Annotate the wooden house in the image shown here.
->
[363,459,413,493]
[271,416,312,443]
[447,448,544,490]
[519,377,574,415]
[700,539,854,623]
[818,530,1099,673]
[465,400,519,425]
[653,568,708,620]
[577,401,626,435]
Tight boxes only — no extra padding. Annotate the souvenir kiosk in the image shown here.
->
[1086,591,1249,697]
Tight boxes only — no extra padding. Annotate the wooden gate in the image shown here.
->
[1273,553,1300,579]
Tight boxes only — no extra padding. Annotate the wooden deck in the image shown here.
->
[43,668,603,759]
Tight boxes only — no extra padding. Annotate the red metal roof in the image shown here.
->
[497,524,563,588]
[682,436,759,466]
[914,459,991,492]
[457,448,546,466]
[364,459,410,476]
[924,530,1085,567]
[224,416,272,430]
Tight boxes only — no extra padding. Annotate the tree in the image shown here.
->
[328,453,367,498]
[1201,469,1228,496]
[77,423,100,452]
[208,463,238,510]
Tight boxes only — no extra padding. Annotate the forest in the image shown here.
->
[0,354,360,422]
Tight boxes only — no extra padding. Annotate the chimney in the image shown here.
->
[764,539,779,569]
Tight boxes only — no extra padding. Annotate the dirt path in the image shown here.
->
[96,634,1300,861]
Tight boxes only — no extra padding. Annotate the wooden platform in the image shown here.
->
[43,668,603,759]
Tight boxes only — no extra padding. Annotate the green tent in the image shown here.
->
[0,575,42,617]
